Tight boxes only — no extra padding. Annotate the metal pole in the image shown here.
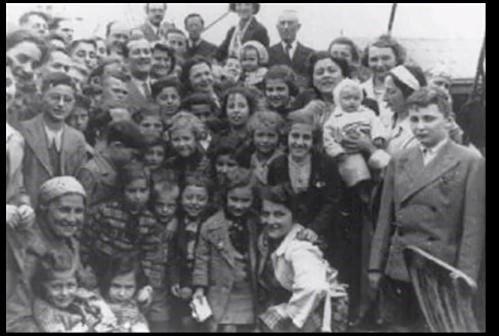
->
[388,3,398,36]
[203,10,231,33]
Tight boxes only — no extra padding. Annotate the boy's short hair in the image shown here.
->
[184,13,204,27]
[152,178,180,202]
[41,72,76,93]
[225,167,255,191]
[264,65,299,97]
[406,86,452,118]
[151,76,183,100]
[183,172,214,197]
[106,120,146,149]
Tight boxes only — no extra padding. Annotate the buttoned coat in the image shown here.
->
[185,39,219,61]
[267,153,346,240]
[369,140,485,282]
[217,17,270,62]
[268,42,315,89]
[19,114,87,208]
[192,210,259,323]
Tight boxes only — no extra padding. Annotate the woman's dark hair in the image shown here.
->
[151,42,176,75]
[106,120,146,150]
[264,65,299,97]
[229,3,260,15]
[388,65,427,99]
[31,250,78,302]
[307,51,351,81]
[180,55,213,92]
[94,253,148,300]
[362,34,407,68]
[328,37,361,64]
[221,86,258,120]
[259,183,294,212]
[151,76,183,101]
[7,29,49,67]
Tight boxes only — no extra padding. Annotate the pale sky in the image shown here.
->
[7,3,485,49]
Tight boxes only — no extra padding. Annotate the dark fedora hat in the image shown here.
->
[229,3,261,15]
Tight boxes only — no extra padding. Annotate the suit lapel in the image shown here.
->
[401,141,459,203]
[292,43,304,65]
[59,126,72,175]
[25,115,53,176]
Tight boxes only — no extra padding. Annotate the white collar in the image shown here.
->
[43,123,64,152]
[274,224,305,257]
[420,137,448,155]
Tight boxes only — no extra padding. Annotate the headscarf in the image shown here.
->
[38,176,86,206]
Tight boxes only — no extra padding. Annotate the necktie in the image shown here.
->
[285,42,293,61]
[143,82,151,98]
[48,139,61,176]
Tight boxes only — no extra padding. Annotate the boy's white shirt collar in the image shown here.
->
[420,137,449,165]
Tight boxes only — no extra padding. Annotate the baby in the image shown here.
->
[323,79,387,198]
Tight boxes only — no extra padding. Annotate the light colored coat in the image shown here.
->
[262,224,345,329]
[192,210,259,323]
[19,114,87,207]
[369,140,485,282]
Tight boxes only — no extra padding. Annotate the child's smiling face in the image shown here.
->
[181,185,209,219]
[253,128,280,156]
[43,275,78,309]
[241,47,259,73]
[339,85,362,113]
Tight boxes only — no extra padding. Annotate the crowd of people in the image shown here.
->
[6,3,485,333]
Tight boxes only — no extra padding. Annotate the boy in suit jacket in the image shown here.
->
[368,87,485,331]
[268,10,315,90]
[184,13,218,62]
[20,73,87,208]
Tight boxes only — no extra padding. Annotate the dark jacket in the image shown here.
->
[186,39,219,62]
[267,153,346,239]
[217,17,270,62]
[268,42,315,89]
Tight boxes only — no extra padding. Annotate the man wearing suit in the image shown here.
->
[20,73,87,208]
[125,38,155,111]
[268,10,315,90]
[368,87,485,331]
[138,3,168,42]
[184,13,218,62]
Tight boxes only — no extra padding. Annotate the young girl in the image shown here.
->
[143,138,171,185]
[164,112,213,187]
[221,86,258,143]
[247,111,286,186]
[97,255,150,332]
[192,168,259,332]
[263,65,299,117]
[169,174,214,331]
[240,41,269,90]
[151,76,183,128]
[32,250,117,332]
[209,135,246,210]
[80,162,159,312]
[323,78,387,201]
